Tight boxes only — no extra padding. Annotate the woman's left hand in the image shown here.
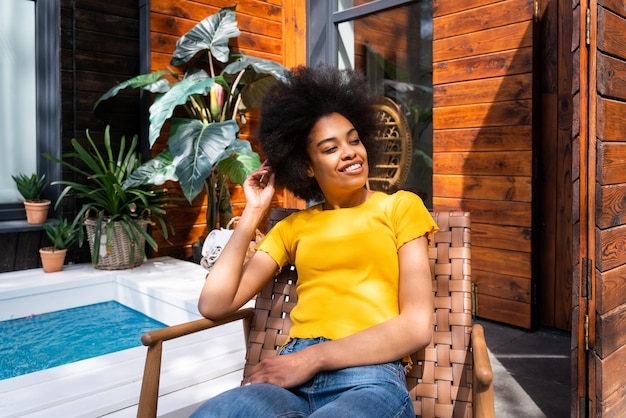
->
[243,350,317,388]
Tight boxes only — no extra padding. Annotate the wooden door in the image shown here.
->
[574,0,626,415]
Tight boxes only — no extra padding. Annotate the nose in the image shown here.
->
[340,144,356,160]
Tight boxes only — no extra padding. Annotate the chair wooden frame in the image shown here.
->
[137,211,494,418]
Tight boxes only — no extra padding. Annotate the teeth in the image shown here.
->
[343,164,361,172]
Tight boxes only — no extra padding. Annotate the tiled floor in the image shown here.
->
[476,319,571,418]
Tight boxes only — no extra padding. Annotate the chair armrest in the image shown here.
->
[140,308,255,346]
[137,308,255,418]
[471,323,495,418]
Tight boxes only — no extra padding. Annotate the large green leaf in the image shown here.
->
[167,118,239,202]
[122,149,178,189]
[148,74,214,146]
[94,71,169,110]
[217,147,261,185]
[223,56,288,109]
[223,55,289,82]
[170,6,239,66]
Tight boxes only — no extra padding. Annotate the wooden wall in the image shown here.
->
[148,1,306,260]
[432,0,535,328]
[590,0,626,414]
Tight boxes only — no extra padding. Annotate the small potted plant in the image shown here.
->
[40,218,80,272]
[11,173,51,224]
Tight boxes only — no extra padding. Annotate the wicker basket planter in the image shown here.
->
[84,218,148,270]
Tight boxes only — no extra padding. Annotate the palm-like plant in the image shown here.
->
[94,6,288,229]
[45,126,175,266]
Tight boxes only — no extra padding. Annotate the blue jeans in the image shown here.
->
[190,337,414,418]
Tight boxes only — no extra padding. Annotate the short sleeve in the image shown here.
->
[391,191,439,248]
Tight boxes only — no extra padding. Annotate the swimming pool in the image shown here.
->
[0,257,250,417]
[0,301,166,380]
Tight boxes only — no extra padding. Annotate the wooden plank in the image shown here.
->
[74,8,139,38]
[597,142,626,184]
[595,224,626,272]
[474,268,531,303]
[597,97,626,141]
[595,343,626,408]
[596,184,626,229]
[473,246,531,278]
[150,10,282,40]
[433,126,532,152]
[596,303,626,358]
[434,74,532,107]
[597,52,626,101]
[432,197,532,227]
[433,21,533,62]
[475,293,531,328]
[600,0,626,19]
[433,100,531,129]
[433,174,532,201]
[433,47,533,84]
[434,151,532,176]
[433,0,502,17]
[151,0,283,24]
[0,233,18,272]
[597,7,626,59]
[434,0,533,40]
[472,222,531,252]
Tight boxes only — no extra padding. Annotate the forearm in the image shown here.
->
[308,308,433,373]
[197,206,266,318]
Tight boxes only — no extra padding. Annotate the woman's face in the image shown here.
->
[305,113,369,195]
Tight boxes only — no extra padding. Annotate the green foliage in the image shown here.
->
[42,218,80,251]
[44,126,177,265]
[94,6,289,220]
[11,173,47,201]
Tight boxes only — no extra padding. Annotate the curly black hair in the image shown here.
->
[257,65,383,202]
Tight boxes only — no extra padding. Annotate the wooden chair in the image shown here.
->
[137,210,494,418]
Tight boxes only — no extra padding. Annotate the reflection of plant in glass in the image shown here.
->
[95,6,288,228]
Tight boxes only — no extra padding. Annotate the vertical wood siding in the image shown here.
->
[432,0,535,328]
[592,0,626,414]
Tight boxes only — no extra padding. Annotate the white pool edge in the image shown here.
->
[0,257,248,417]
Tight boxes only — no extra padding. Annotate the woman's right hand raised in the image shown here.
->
[243,160,275,211]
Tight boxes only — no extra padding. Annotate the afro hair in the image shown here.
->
[257,65,383,202]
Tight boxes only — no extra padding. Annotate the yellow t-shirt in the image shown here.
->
[257,190,439,341]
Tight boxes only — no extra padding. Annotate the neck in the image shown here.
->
[322,188,371,210]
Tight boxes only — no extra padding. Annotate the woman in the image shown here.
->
[192,65,438,417]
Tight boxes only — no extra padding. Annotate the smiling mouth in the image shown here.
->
[340,163,362,172]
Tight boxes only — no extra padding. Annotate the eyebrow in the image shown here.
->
[315,128,358,149]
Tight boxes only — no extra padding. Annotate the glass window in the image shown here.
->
[0,0,37,204]
[0,0,60,222]
[309,0,433,207]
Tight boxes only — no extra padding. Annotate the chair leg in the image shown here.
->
[137,341,163,418]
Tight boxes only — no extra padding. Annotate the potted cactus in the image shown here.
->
[11,173,50,224]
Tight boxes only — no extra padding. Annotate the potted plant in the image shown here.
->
[45,125,176,270]
[11,173,51,224]
[40,218,80,273]
[94,6,288,233]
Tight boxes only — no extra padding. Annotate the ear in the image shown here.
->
[306,164,314,177]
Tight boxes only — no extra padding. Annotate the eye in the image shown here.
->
[350,138,361,145]
[322,146,337,154]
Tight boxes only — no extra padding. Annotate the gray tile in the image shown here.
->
[476,319,571,418]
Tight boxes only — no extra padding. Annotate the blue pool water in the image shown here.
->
[0,301,166,380]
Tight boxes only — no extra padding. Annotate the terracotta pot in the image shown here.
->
[39,247,67,273]
[24,200,51,224]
